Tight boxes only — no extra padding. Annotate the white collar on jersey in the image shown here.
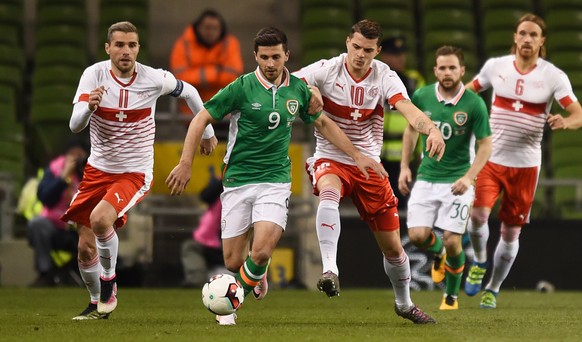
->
[255,66,290,90]
[435,82,465,105]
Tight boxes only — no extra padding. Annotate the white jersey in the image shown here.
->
[472,55,577,167]
[293,53,408,165]
[73,61,178,174]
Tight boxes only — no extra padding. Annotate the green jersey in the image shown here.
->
[412,83,491,183]
[205,68,320,187]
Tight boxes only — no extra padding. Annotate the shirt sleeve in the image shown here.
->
[204,77,242,120]
[472,58,494,92]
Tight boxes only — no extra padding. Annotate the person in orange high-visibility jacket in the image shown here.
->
[170,9,243,113]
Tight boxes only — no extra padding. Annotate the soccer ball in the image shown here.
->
[201,274,244,315]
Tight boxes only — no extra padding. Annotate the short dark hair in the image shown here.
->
[194,9,227,41]
[254,27,288,53]
[107,21,138,43]
[435,45,465,66]
[350,20,383,46]
[511,13,546,58]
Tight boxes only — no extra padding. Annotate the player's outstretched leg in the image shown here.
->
[464,262,487,296]
[252,270,269,300]
[431,252,446,284]
[72,302,110,320]
[394,304,437,324]
[97,275,117,314]
[439,294,459,310]
[479,290,497,309]
[317,271,340,297]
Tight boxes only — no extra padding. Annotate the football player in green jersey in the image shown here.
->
[399,46,492,310]
[166,27,386,325]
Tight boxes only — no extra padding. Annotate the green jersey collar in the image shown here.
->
[435,82,465,106]
[254,66,290,90]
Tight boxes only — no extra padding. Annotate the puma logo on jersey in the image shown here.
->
[498,75,506,82]
[335,83,345,91]
[114,193,124,203]
[321,223,336,230]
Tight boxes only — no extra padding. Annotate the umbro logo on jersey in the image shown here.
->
[424,111,432,117]
[252,102,262,110]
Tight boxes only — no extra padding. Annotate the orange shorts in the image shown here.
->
[473,161,539,226]
[61,164,151,229]
[306,158,399,231]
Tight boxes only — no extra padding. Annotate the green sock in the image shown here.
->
[418,231,444,255]
[445,251,466,297]
[236,256,268,296]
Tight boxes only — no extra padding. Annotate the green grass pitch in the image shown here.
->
[1,287,581,341]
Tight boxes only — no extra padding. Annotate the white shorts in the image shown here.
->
[220,183,291,239]
[406,180,474,234]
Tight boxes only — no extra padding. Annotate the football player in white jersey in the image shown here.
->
[61,21,217,320]
[464,13,582,309]
[294,20,445,324]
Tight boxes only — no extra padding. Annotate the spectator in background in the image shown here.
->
[27,137,89,287]
[181,166,228,288]
[379,36,425,208]
[170,9,243,114]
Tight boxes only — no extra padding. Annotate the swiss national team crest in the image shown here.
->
[286,100,299,115]
[454,112,468,126]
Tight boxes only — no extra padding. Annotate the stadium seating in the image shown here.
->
[483,29,514,58]
[0,44,25,72]
[545,10,582,31]
[548,51,582,71]
[482,9,527,32]
[419,0,472,11]
[0,24,20,46]
[540,0,582,12]
[35,25,87,47]
[359,0,412,12]
[34,46,89,69]
[301,7,353,29]
[302,0,354,12]
[32,66,84,88]
[36,5,86,27]
[362,8,415,32]
[423,8,474,31]
[301,27,348,50]
[480,0,534,11]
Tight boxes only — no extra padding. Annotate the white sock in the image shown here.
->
[96,227,118,280]
[316,188,341,275]
[383,252,413,310]
[79,255,102,302]
[486,239,519,293]
[467,220,489,264]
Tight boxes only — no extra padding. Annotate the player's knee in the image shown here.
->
[470,208,490,227]
[407,227,428,246]
[249,249,271,267]
[500,224,521,242]
[89,212,113,234]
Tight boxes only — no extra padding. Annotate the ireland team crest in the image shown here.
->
[287,100,299,115]
[454,112,468,126]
